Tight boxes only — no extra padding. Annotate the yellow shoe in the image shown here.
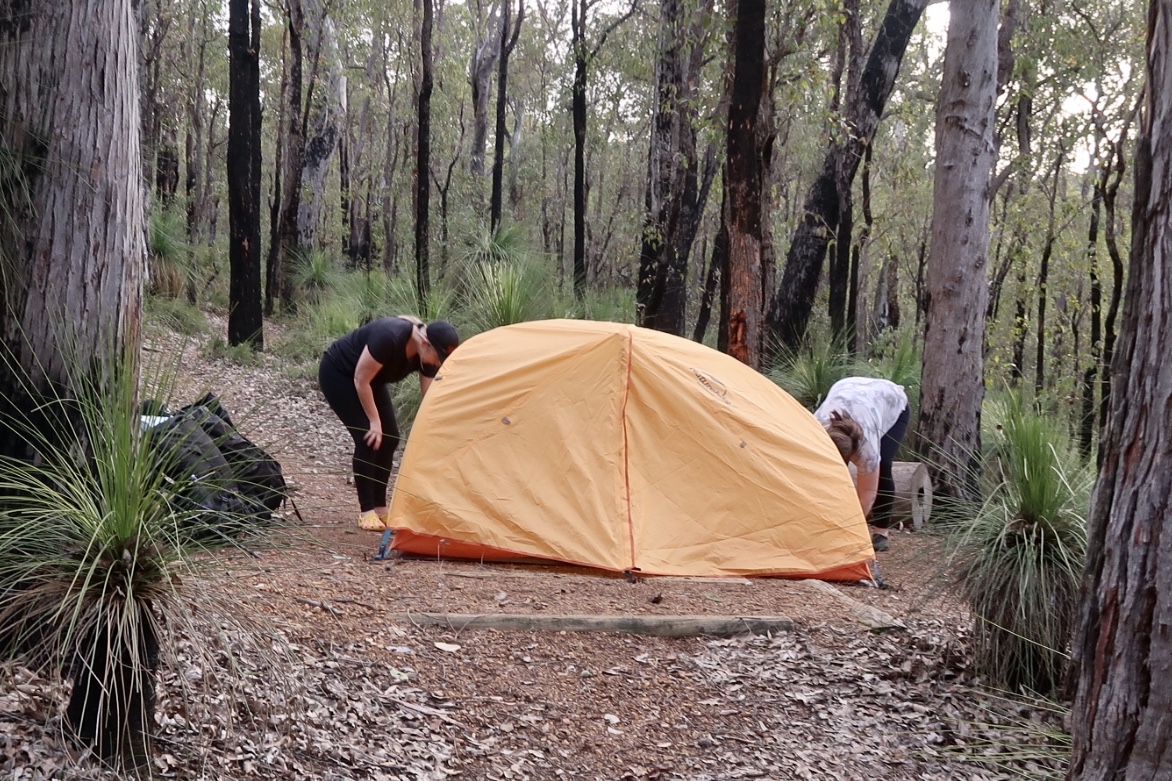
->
[357,510,385,531]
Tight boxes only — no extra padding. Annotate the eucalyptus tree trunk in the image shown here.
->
[227,0,264,349]
[275,0,306,312]
[184,6,208,248]
[1067,10,1172,768]
[636,0,687,334]
[469,0,500,179]
[0,0,148,761]
[0,0,145,412]
[916,0,998,503]
[490,0,524,233]
[341,39,380,270]
[767,0,927,352]
[297,0,345,250]
[266,24,289,315]
[724,0,765,368]
[637,0,714,337]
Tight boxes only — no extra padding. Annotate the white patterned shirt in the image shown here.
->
[814,377,909,475]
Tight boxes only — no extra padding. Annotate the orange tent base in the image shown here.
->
[391,529,875,583]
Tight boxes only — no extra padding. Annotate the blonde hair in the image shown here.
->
[825,411,864,464]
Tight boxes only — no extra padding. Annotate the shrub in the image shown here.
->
[0,347,287,768]
[767,338,862,409]
[948,393,1090,695]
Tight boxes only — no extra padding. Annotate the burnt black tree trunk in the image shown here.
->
[767,0,927,351]
[1098,98,1138,445]
[570,0,638,300]
[416,0,435,304]
[1033,149,1063,397]
[490,0,523,233]
[826,0,862,347]
[637,0,714,336]
[275,0,305,313]
[570,0,589,299]
[724,0,765,368]
[227,0,264,349]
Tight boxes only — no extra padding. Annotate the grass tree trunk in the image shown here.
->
[0,0,145,451]
[227,0,264,349]
[916,0,998,503]
[724,0,765,368]
[66,604,160,765]
[1068,12,1172,768]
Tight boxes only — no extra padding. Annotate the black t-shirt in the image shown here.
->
[323,317,436,384]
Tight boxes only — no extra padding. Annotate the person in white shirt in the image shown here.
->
[814,377,910,552]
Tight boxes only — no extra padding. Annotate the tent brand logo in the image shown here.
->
[691,368,731,405]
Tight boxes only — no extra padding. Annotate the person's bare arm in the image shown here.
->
[354,346,385,450]
[855,466,880,518]
[419,374,433,398]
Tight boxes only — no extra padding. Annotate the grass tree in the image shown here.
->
[767,337,861,409]
[949,392,1090,695]
[0,348,285,768]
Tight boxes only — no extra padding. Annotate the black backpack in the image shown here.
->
[147,394,288,536]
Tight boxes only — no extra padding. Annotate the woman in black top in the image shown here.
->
[318,316,459,530]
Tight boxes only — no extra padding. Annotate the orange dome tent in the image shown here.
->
[387,320,874,581]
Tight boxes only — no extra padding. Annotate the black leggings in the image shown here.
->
[318,355,400,512]
[870,405,911,530]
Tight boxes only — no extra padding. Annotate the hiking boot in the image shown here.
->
[358,510,385,532]
[871,533,890,553]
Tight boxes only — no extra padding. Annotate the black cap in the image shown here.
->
[425,320,460,359]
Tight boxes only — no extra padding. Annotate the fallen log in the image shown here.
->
[387,612,793,637]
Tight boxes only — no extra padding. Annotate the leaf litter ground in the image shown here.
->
[0,318,1069,780]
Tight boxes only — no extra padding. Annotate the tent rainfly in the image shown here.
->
[387,320,875,581]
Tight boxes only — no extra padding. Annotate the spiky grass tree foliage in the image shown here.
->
[0,349,286,769]
[292,248,339,307]
[950,393,1090,695]
[147,209,190,299]
[453,222,553,332]
[767,337,861,409]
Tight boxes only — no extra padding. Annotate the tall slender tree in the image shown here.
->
[491,0,524,232]
[227,0,264,349]
[917,0,999,501]
[275,0,306,312]
[1068,4,1172,773]
[570,0,638,300]
[416,0,436,304]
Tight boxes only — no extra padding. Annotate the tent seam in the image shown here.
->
[622,328,636,572]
